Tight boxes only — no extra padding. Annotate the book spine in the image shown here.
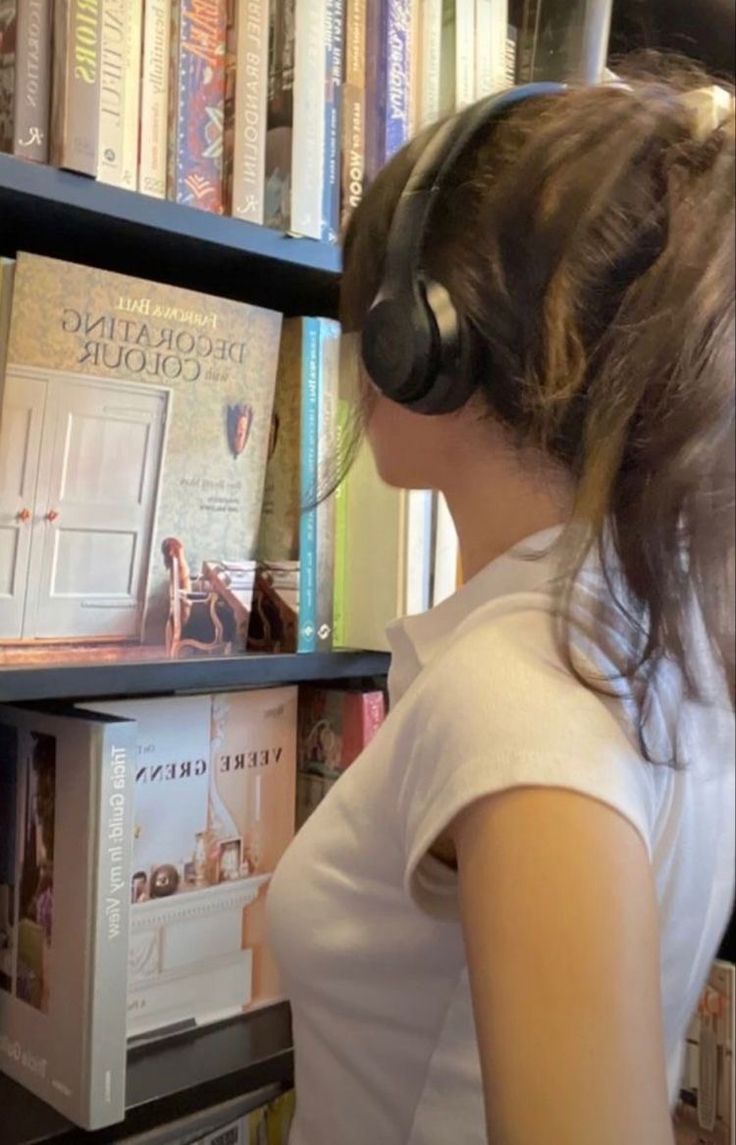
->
[168,0,227,213]
[438,0,455,116]
[455,0,474,109]
[86,721,136,1128]
[363,0,386,184]
[418,0,442,129]
[120,0,142,188]
[505,21,518,86]
[138,0,170,197]
[490,0,509,91]
[315,319,339,652]
[321,0,342,242]
[13,0,52,162]
[474,0,492,98]
[51,0,102,175]
[97,0,125,185]
[229,0,268,223]
[332,396,350,647]
[298,319,320,651]
[263,0,295,231]
[384,0,410,162]
[340,0,366,227]
[291,0,325,239]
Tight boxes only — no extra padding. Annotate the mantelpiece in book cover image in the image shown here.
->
[0,252,281,667]
[86,688,297,1039]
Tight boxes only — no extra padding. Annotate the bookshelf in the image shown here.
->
[0,155,340,318]
[2,1003,293,1145]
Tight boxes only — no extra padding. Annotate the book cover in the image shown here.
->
[139,0,171,198]
[0,0,52,161]
[0,704,136,1128]
[264,0,294,231]
[168,0,227,213]
[675,960,734,1145]
[98,0,143,189]
[86,688,297,1038]
[249,318,327,654]
[340,0,366,228]
[225,0,268,223]
[50,0,102,175]
[320,0,342,243]
[298,686,386,778]
[290,0,325,239]
[0,252,281,669]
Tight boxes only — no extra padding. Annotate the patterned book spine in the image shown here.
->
[291,0,324,239]
[505,22,517,86]
[490,0,509,91]
[13,0,52,161]
[228,0,267,222]
[298,318,320,652]
[315,319,339,652]
[384,0,410,164]
[340,0,365,227]
[139,0,170,197]
[320,0,342,242]
[168,0,227,213]
[454,0,474,109]
[50,0,102,175]
[86,722,136,1127]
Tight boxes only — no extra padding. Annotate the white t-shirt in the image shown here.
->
[267,529,735,1145]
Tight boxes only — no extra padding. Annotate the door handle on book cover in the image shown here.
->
[16,508,31,522]
[45,509,59,523]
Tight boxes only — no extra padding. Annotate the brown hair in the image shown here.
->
[342,67,735,760]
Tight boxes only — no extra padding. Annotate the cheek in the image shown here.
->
[367,394,445,489]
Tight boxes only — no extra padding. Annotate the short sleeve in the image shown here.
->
[397,613,656,918]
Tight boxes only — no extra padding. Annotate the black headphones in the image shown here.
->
[361,82,566,416]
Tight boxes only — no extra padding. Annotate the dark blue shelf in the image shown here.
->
[0,155,340,316]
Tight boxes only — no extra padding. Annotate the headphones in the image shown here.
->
[361,82,566,416]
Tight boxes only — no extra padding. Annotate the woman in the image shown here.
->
[268,73,735,1144]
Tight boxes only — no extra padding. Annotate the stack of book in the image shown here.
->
[0,1,519,241]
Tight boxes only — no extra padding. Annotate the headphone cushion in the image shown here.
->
[361,294,437,405]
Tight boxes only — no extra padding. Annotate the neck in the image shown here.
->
[440,435,571,582]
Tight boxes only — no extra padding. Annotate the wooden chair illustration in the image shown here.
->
[162,538,234,658]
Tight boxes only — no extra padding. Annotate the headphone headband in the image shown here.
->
[362,82,566,414]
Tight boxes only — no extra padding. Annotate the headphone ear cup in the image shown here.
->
[361,288,439,405]
[402,281,478,415]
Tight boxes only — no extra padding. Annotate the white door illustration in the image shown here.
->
[0,370,168,642]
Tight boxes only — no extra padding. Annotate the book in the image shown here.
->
[0,703,136,1128]
[340,0,366,227]
[98,0,143,189]
[264,0,294,231]
[675,960,734,1145]
[298,685,386,778]
[84,688,297,1039]
[50,0,102,175]
[245,1087,295,1143]
[0,0,52,162]
[139,0,171,198]
[0,252,281,668]
[440,0,474,114]
[365,0,411,182]
[225,0,268,223]
[321,0,342,242]
[475,0,508,98]
[417,0,442,130]
[290,0,325,239]
[168,0,227,213]
[249,317,336,654]
[331,396,350,647]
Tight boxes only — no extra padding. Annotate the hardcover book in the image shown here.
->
[225,0,268,223]
[298,686,385,778]
[0,704,136,1128]
[97,0,142,189]
[0,252,281,669]
[139,0,171,198]
[0,0,52,162]
[290,0,325,239]
[321,0,342,242]
[50,0,102,175]
[249,318,338,654]
[85,687,297,1039]
[168,0,227,213]
[340,0,365,227]
[264,0,294,231]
